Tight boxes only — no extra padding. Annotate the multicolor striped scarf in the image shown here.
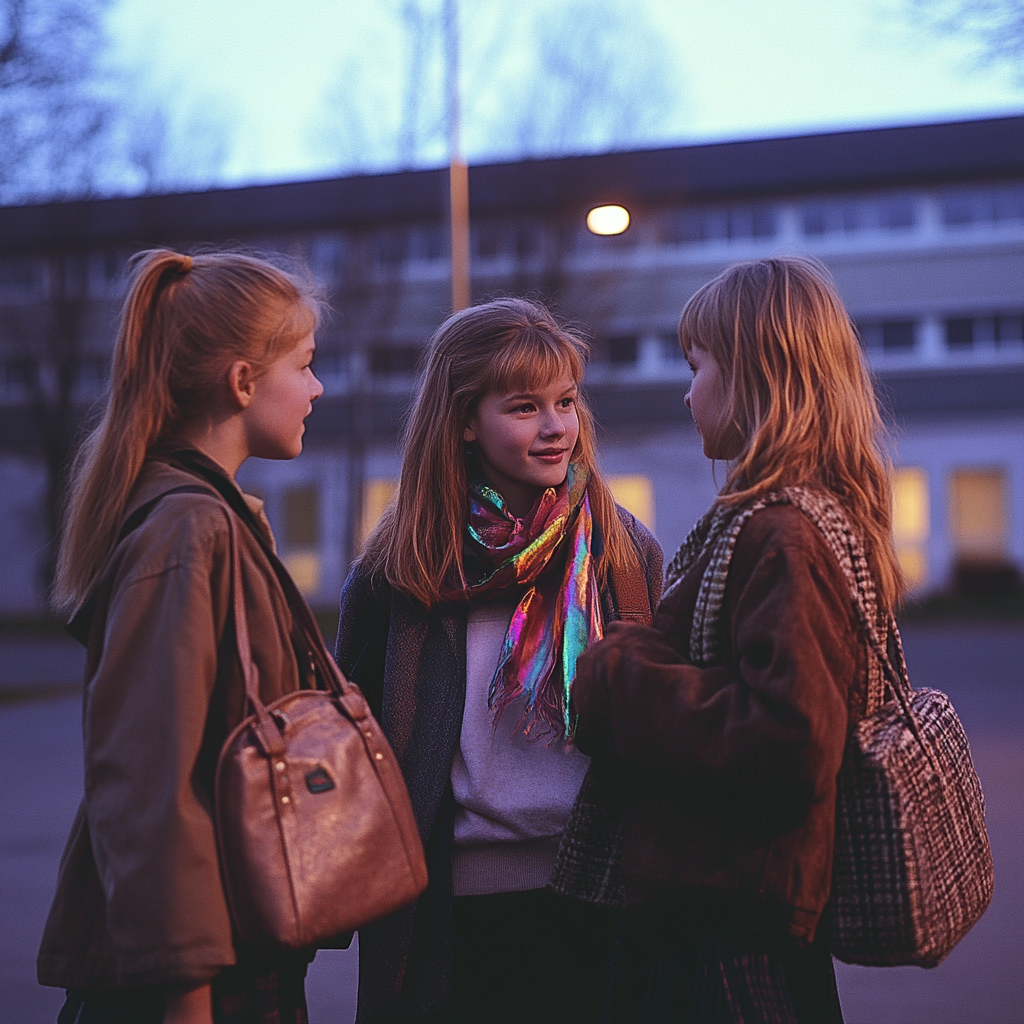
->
[452,464,603,742]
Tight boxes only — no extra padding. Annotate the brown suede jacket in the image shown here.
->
[38,454,315,990]
[573,504,867,944]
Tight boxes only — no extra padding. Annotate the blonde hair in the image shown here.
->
[678,256,905,611]
[362,297,638,606]
[54,248,322,612]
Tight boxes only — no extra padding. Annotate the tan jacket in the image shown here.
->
[38,455,314,990]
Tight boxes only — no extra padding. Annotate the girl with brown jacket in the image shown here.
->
[572,257,907,1023]
[39,250,327,1024]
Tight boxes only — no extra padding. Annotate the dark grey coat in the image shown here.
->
[335,508,662,1023]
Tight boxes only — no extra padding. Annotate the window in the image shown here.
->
[607,336,638,365]
[472,219,542,260]
[608,475,655,532]
[0,256,44,295]
[313,350,346,378]
[310,235,347,281]
[940,183,1024,228]
[945,313,1024,351]
[281,484,321,596]
[75,356,109,388]
[368,345,420,377]
[661,204,776,246]
[408,224,444,261]
[949,469,1008,563]
[283,485,320,548]
[660,333,686,363]
[858,320,916,352]
[800,193,917,236]
[1,357,39,391]
[360,478,398,549]
[374,228,408,268]
[892,467,929,589]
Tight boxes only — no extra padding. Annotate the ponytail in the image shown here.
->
[53,249,321,612]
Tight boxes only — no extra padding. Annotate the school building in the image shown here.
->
[1,115,1022,613]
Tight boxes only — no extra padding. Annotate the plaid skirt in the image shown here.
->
[57,951,312,1024]
[604,901,844,1024]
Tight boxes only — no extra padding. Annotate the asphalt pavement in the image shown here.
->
[1,624,1021,1024]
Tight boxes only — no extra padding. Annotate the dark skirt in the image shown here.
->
[56,951,311,1024]
[419,887,619,1024]
[604,900,844,1024]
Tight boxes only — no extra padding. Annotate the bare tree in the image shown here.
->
[1,0,236,203]
[315,0,681,171]
[898,0,1024,84]
[0,0,115,203]
[471,0,677,160]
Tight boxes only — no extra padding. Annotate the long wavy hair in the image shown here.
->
[362,297,638,606]
[678,256,905,611]
[54,248,322,612]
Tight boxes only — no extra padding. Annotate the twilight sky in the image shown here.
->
[105,0,1024,187]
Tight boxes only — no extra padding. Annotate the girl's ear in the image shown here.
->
[463,424,477,443]
[227,360,257,409]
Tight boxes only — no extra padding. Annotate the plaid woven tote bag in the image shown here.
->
[831,613,994,967]
[680,488,994,969]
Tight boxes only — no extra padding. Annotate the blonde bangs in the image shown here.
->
[486,326,586,396]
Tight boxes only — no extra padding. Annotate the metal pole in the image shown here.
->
[445,0,470,311]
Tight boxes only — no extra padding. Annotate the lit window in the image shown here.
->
[893,467,929,589]
[608,475,655,532]
[283,552,320,595]
[360,478,398,549]
[949,469,1008,563]
[283,485,320,548]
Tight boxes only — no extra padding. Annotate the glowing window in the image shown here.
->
[360,478,398,548]
[949,469,1008,561]
[893,467,929,589]
[283,552,320,596]
[608,475,655,532]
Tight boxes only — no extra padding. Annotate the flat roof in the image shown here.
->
[0,115,1021,254]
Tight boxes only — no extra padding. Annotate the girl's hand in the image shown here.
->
[164,983,213,1024]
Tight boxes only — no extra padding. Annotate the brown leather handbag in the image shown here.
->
[214,510,427,949]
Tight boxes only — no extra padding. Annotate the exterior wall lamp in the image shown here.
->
[586,204,630,235]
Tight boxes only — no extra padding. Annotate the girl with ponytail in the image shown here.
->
[40,250,327,1024]
[335,298,664,1024]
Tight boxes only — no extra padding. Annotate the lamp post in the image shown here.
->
[445,0,470,311]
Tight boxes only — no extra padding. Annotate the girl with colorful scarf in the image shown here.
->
[335,298,663,1023]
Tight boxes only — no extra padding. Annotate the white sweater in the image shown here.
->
[451,599,591,896]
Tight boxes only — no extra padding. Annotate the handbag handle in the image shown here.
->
[224,510,369,758]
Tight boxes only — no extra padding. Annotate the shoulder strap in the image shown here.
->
[66,484,216,645]
[688,488,913,721]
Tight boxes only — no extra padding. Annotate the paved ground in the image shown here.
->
[1,624,1021,1024]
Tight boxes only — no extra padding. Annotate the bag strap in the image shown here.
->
[222,504,369,761]
[686,489,932,759]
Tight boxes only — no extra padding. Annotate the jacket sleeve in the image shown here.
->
[574,518,857,819]
[336,560,390,720]
[613,506,664,621]
[82,515,235,985]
